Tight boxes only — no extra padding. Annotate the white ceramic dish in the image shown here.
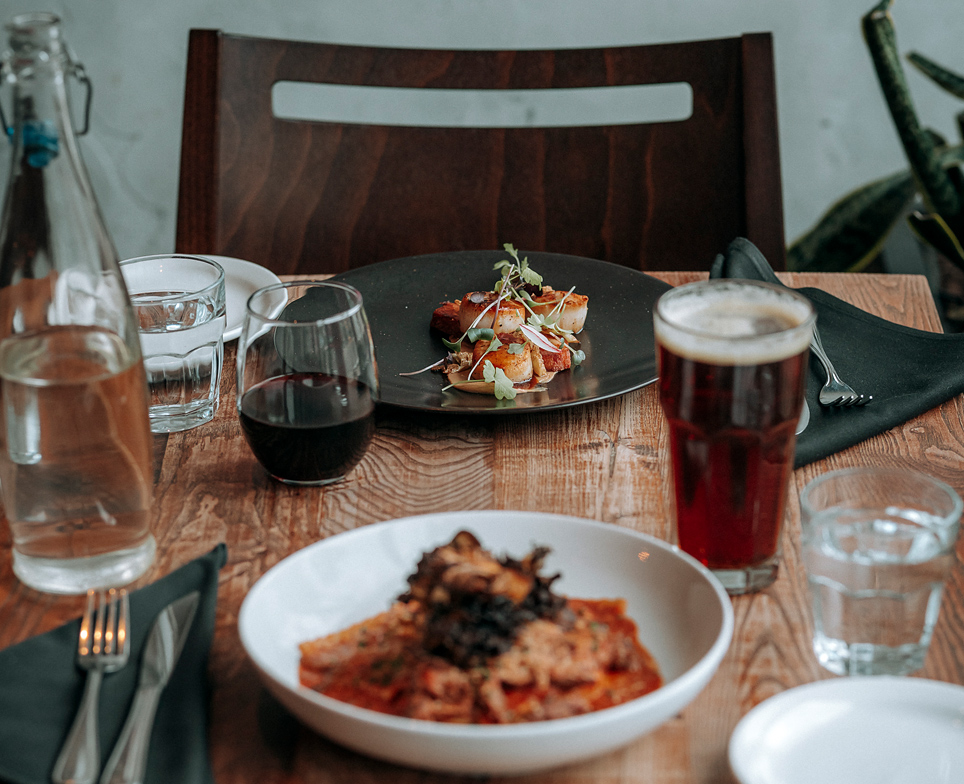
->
[201,255,283,341]
[239,511,733,775]
[729,676,964,784]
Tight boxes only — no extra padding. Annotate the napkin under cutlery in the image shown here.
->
[711,238,964,467]
[0,544,226,784]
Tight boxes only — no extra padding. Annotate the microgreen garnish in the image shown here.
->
[466,327,495,343]
[518,323,561,353]
[406,242,585,396]
[494,243,543,297]
[482,360,517,400]
[494,250,577,349]
[398,357,448,376]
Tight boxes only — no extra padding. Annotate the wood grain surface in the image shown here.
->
[175,32,786,275]
[2,271,962,784]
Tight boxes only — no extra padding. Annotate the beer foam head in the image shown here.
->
[654,279,814,365]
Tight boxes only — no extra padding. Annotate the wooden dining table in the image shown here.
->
[2,270,963,784]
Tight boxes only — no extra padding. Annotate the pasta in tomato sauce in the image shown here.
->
[299,531,662,724]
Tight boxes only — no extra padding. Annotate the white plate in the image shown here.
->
[201,255,283,341]
[238,511,734,775]
[729,677,964,784]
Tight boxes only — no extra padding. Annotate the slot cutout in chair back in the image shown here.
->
[272,82,693,128]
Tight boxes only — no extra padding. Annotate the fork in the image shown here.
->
[52,588,131,784]
[809,326,872,407]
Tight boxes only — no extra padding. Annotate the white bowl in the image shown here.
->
[238,511,734,775]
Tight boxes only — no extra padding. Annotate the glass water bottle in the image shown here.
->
[0,12,155,593]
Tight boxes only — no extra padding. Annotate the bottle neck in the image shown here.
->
[5,22,93,207]
[0,13,115,279]
[0,14,135,353]
[0,73,81,287]
[11,40,83,167]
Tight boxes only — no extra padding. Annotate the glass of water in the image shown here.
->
[121,255,226,432]
[800,467,962,676]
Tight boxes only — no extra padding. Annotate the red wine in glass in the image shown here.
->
[239,371,375,484]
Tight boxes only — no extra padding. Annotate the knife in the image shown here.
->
[98,591,200,784]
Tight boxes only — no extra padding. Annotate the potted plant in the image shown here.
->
[789,0,964,285]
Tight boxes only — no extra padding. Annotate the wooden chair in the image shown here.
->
[175,30,785,274]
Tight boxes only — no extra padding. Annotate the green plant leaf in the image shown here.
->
[787,171,916,272]
[862,0,961,220]
[907,52,964,100]
[789,142,964,273]
[906,210,964,267]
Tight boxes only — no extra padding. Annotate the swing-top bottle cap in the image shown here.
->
[5,12,65,60]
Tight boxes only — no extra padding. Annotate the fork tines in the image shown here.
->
[829,394,873,407]
[80,587,129,658]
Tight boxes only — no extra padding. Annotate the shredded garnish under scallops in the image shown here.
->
[299,531,662,724]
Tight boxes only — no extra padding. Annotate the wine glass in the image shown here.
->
[237,281,378,485]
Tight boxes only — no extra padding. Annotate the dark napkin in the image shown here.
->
[710,237,964,467]
[0,543,227,784]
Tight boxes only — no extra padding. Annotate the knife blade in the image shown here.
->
[99,591,200,784]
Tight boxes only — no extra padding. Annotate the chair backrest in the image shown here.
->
[175,30,785,274]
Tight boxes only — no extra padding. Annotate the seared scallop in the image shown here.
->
[470,332,533,382]
[459,292,526,334]
[530,288,589,333]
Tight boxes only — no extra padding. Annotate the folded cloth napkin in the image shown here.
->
[710,237,964,467]
[0,543,227,784]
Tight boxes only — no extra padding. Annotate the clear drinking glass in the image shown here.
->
[800,467,962,676]
[654,279,815,595]
[237,281,378,485]
[120,255,226,433]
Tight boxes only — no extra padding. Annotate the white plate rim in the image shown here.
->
[728,676,964,784]
[239,510,735,738]
[201,255,282,341]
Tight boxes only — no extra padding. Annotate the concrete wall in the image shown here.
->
[2,0,962,261]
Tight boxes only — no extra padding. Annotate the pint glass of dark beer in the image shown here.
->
[654,279,815,594]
